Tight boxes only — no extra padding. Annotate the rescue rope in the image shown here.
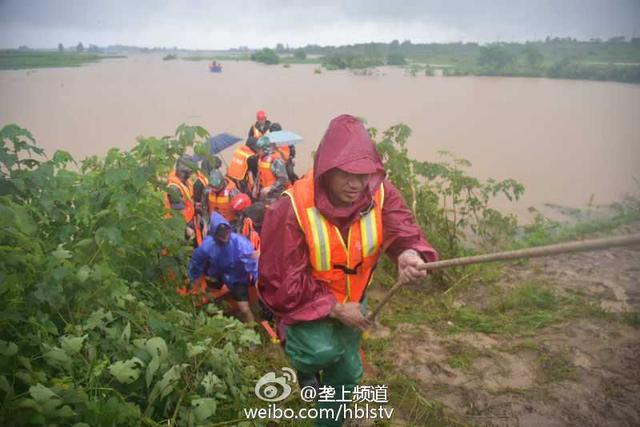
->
[367,233,640,321]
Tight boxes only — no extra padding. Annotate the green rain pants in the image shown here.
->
[285,318,363,427]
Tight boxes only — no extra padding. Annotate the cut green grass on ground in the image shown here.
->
[382,280,609,337]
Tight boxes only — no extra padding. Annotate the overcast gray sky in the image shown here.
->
[1,0,639,49]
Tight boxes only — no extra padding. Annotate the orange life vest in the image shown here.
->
[241,217,261,254]
[275,145,290,161]
[258,152,280,188]
[164,171,194,222]
[191,170,209,191]
[207,180,237,222]
[284,175,385,303]
[227,145,255,181]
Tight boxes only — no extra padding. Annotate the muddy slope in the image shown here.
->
[387,243,640,426]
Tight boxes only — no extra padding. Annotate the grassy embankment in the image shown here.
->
[0,51,126,70]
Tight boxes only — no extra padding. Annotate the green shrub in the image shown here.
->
[387,52,407,65]
[250,48,279,65]
[0,124,260,425]
[293,48,306,60]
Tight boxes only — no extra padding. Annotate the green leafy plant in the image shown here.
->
[0,124,261,425]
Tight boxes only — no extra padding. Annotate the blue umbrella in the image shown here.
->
[264,130,304,146]
[206,133,243,155]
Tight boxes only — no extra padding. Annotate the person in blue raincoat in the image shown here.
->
[189,212,258,322]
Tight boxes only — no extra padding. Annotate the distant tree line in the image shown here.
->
[248,38,640,83]
[449,42,640,83]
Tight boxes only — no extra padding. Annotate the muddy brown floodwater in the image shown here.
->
[1,54,639,218]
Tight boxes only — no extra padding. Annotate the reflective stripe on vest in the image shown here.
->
[306,207,332,271]
[284,174,384,303]
[361,204,379,257]
[227,145,254,181]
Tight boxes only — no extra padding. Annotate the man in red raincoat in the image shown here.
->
[258,114,438,426]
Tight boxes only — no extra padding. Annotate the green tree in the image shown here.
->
[57,43,64,53]
[477,44,515,71]
[387,51,407,65]
[524,45,544,68]
[251,48,279,64]
[76,42,84,53]
[293,48,306,60]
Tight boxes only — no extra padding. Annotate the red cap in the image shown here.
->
[231,193,252,212]
[256,110,267,120]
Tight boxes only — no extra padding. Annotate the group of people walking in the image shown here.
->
[164,110,294,322]
[164,112,438,426]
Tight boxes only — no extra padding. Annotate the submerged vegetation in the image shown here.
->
[0,51,125,70]
[1,120,637,425]
[5,39,640,83]
[266,38,640,82]
[250,48,279,65]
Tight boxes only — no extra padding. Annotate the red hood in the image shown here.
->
[313,114,386,227]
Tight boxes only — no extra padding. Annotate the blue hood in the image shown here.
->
[189,212,259,285]
[209,212,231,236]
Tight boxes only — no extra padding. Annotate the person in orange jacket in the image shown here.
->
[164,155,208,246]
[227,138,258,197]
[256,136,290,202]
[248,110,272,140]
[164,155,198,239]
[269,122,299,184]
[205,169,239,223]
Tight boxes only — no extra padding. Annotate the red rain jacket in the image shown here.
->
[258,115,438,325]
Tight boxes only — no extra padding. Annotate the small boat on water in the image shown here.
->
[209,61,222,73]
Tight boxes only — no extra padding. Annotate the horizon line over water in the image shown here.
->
[1,54,638,220]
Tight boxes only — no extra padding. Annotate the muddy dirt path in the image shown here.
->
[373,231,640,426]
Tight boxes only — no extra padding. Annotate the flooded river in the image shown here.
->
[1,55,639,218]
